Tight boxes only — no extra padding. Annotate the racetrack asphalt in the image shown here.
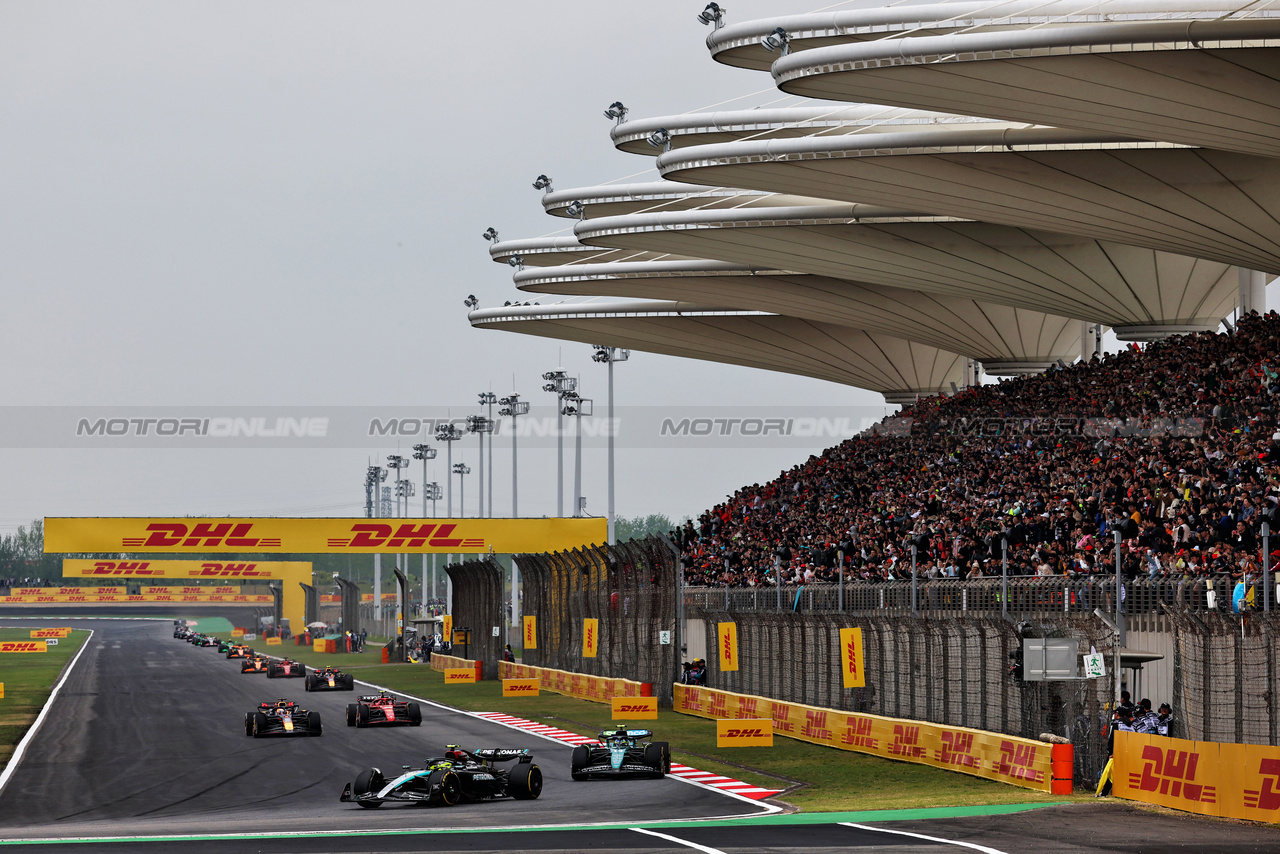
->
[0,618,768,844]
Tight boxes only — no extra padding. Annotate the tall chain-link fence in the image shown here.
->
[691,607,1115,786]
[443,557,506,679]
[515,536,679,704]
[1168,608,1280,747]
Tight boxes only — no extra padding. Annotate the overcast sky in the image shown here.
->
[0,1,906,535]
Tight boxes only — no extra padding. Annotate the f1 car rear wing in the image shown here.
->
[597,729,653,739]
[471,748,529,761]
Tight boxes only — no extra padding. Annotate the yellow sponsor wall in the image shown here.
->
[674,684,1054,793]
[46,516,606,554]
[583,618,599,658]
[522,615,537,650]
[0,593,272,604]
[430,652,482,681]
[498,661,646,705]
[1114,731,1280,822]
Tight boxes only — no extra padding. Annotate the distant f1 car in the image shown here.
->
[340,745,541,808]
[195,635,219,647]
[244,699,322,737]
[346,692,422,727]
[267,658,307,678]
[571,728,670,779]
[241,654,270,673]
[306,665,354,691]
[225,644,252,659]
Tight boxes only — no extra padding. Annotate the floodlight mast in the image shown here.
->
[697,3,726,29]
[593,345,629,543]
[542,368,576,516]
[603,101,629,125]
[499,393,530,518]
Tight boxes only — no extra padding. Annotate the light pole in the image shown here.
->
[453,463,471,517]
[434,424,463,516]
[561,389,592,517]
[479,392,497,517]
[498,393,530,517]
[365,464,386,622]
[387,454,410,626]
[467,413,495,518]
[363,464,384,519]
[542,368,577,516]
[412,442,438,607]
[592,345,629,542]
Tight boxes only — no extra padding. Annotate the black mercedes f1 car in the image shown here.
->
[244,699,322,737]
[340,746,541,808]
[571,728,670,779]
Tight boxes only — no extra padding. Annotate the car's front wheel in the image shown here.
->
[570,745,590,781]
[352,769,385,808]
[427,769,461,806]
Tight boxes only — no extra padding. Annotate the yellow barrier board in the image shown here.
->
[498,661,645,705]
[583,618,599,659]
[0,641,47,653]
[839,627,866,689]
[443,615,453,646]
[231,628,245,638]
[64,558,310,580]
[445,668,477,684]
[312,640,326,652]
[717,622,738,672]
[11,587,126,596]
[30,629,72,638]
[611,696,658,720]
[717,718,773,747]
[503,678,540,697]
[46,517,606,554]
[675,684,1052,792]
[523,615,536,650]
[0,683,4,698]
[266,637,282,646]
[1114,731,1280,822]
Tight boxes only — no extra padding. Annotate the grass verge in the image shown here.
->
[0,626,90,765]
[233,636,1091,813]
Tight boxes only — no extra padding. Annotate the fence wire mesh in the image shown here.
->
[443,557,505,678]
[515,536,679,704]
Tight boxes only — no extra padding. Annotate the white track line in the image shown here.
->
[839,822,1012,854]
[631,826,728,854]
[0,628,95,797]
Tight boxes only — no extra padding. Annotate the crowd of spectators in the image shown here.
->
[677,311,1280,597]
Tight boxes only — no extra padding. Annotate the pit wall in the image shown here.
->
[674,683,1069,794]
[1114,731,1280,822]
[498,661,650,704]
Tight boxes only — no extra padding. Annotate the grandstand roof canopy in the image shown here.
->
[655,130,1280,274]
[540,181,826,219]
[467,299,968,402]
[570,202,1237,337]
[486,235,688,268]
[512,259,1085,372]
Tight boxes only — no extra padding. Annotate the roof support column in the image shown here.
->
[1239,268,1268,316]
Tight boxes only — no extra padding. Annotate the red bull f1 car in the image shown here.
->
[244,699,322,737]
[346,692,422,727]
[241,654,270,673]
[267,658,307,679]
[571,728,670,780]
[340,745,541,808]
[305,665,354,691]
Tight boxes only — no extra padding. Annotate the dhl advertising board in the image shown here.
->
[674,684,1054,793]
[30,629,73,638]
[46,517,606,554]
[503,678,539,697]
[63,559,309,580]
[1114,731,1280,822]
[498,661,646,706]
[0,593,271,604]
[611,696,658,720]
[429,653,482,681]
[0,641,48,653]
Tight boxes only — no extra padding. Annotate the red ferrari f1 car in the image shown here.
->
[267,658,307,679]
[347,692,422,727]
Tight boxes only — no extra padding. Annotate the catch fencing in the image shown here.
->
[514,536,679,704]
[442,557,506,678]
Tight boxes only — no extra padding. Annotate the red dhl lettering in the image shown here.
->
[187,562,268,577]
[36,596,56,602]
[706,692,727,717]
[722,631,734,664]
[88,561,158,575]
[0,642,44,652]
[506,685,536,692]
[138,522,263,548]
[937,732,980,769]
[1243,759,1280,811]
[66,595,87,602]
[1127,745,1209,802]
[840,717,878,748]
[771,703,795,733]
[803,710,832,741]
[345,522,469,548]
[845,638,858,676]
[725,728,766,738]
[682,688,702,712]
[739,698,758,717]
[890,725,926,758]
[618,705,650,712]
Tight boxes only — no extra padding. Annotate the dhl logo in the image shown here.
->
[724,727,767,738]
[1129,745,1212,802]
[739,698,758,717]
[706,691,727,718]
[681,687,702,712]
[584,625,595,649]
[506,685,536,692]
[617,705,650,713]
[841,716,878,749]
[122,523,281,549]
[87,561,159,576]
[0,641,47,653]
[445,670,476,682]
[845,637,859,676]
[30,629,72,638]
[937,731,980,769]
[1243,758,1280,811]
[187,563,268,577]
[722,632,734,664]
[325,523,483,549]
[771,703,795,733]
[803,710,832,741]
[996,740,1045,784]
[890,725,926,758]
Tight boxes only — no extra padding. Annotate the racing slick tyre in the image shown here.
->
[644,743,670,777]
[570,745,590,781]
[508,762,543,800]
[407,703,422,726]
[244,713,254,737]
[342,674,355,690]
[346,704,357,727]
[427,769,461,806]
[251,712,269,738]
[267,664,279,678]
[307,711,322,735]
[357,703,370,727]
[304,675,314,692]
[352,769,385,808]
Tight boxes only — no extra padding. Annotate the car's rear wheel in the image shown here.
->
[570,745,590,781]
[509,763,543,800]
[342,674,354,690]
[306,711,322,735]
[346,704,357,726]
[244,713,253,737]
[353,769,384,808]
[357,703,370,727]
[644,743,669,777]
[266,665,278,678]
[304,675,314,692]
[407,703,422,726]
[427,769,461,806]
[252,712,268,738]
